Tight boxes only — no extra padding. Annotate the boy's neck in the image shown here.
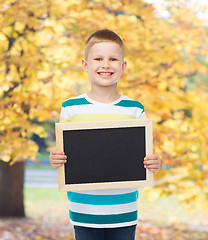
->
[87,87,121,103]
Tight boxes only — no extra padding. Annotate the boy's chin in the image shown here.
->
[97,83,118,88]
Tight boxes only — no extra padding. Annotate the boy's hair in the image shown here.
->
[85,29,124,60]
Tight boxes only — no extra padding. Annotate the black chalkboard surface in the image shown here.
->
[56,119,153,191]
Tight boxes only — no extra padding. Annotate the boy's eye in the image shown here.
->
[110,58,118,61]
[95,58,102,61]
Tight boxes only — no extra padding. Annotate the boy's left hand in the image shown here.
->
[143,154,161,173]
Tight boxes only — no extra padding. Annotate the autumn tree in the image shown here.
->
[0,0,70,217]
[0,0,208,217]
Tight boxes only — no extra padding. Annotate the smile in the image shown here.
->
[98,72,114,76]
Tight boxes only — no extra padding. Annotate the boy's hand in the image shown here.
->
[49,148,67,168]
[143,154,161,173]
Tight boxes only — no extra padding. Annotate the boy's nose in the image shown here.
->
[102,61,110,68]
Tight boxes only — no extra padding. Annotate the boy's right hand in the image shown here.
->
[49,148,67,168]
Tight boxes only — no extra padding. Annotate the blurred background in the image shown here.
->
[0,0,208,239]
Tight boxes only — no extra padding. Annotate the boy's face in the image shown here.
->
[82,42,127,88]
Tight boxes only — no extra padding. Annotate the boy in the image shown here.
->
[49,29,161,240]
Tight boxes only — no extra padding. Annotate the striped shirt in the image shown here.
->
[59,93,146,228]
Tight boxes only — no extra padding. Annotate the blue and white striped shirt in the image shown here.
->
[59,93,146,228]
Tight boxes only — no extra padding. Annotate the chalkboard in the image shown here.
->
[56,119,153,191]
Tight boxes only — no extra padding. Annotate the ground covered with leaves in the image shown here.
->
[0,188,208,240]
[1,217,208,240]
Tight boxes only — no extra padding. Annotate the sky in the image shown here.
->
[145,0,208,20]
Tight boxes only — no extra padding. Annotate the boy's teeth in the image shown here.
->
[99,72,112,76]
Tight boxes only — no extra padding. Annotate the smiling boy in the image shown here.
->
[50,29,161,240]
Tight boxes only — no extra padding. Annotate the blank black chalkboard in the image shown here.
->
[56,119,153,191]
[64,126,146,184]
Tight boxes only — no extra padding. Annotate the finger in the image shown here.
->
[144,164,159,169]
[143,159,159,165]
[50,154,67,160]
[144,165,160,173]
[51,148,65,155]
[51,159,67,164]
[50,159,67,167]
[51,151,65,156]
[144,154,159,160]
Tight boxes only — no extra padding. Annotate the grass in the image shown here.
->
[24,187,63,202]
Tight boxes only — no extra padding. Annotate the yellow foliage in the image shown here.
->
[1,154,10,162]
[0,0,208,207]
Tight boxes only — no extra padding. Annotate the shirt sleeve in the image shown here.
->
[59,106,71,123]
[134,101,146,119]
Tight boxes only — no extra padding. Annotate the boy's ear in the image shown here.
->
[82,59,88,72]
[122,60,127,72]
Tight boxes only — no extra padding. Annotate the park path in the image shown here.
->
[24,169,58,188]
[24,160,58,188]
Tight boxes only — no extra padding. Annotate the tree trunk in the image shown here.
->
[0,161,25,217]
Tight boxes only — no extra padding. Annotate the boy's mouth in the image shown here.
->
[97,72,114,76]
